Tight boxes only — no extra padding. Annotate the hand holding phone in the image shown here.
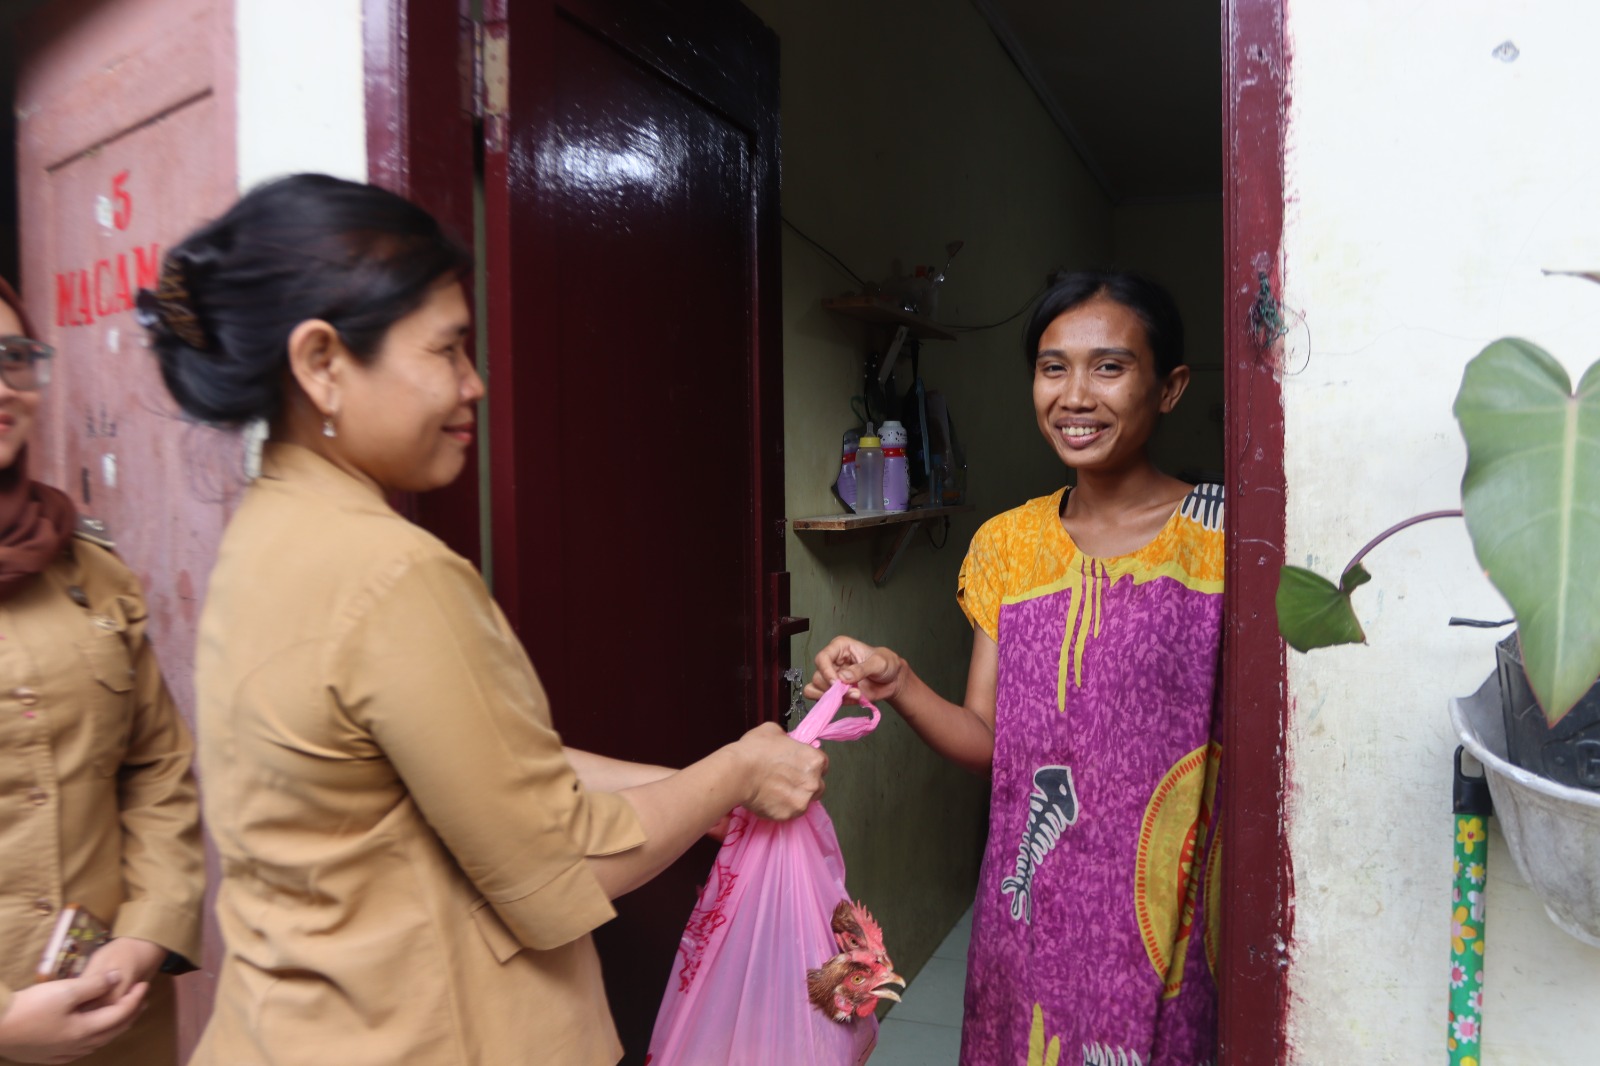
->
[0,972,147,1063]
[34,905,109,983]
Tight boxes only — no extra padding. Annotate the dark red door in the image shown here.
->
[480,0,786,1056]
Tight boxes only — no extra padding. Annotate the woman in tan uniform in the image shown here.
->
[0,280,203,1065]
[138,174,826,1065]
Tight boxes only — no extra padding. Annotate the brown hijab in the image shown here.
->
[0,276,76,600]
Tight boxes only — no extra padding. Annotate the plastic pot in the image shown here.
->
[1452,674,1600,947]
[1496,633,1600,791]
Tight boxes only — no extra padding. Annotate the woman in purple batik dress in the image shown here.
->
[807,271,1222,1066]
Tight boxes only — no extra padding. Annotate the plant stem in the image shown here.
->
[1344,510,1465,575]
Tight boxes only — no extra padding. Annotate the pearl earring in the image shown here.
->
[322,417,337,439]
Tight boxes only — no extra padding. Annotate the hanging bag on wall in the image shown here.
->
[646,682,890,1066]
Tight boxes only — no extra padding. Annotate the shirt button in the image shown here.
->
[12,687,38,706]
[27,789,47,806]
[66,585,88,607]
[33,899,51,915]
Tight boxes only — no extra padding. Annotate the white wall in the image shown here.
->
[1282,1,1600,1060]
[235,0,366,189]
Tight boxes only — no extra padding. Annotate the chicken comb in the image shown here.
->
[830,899,890,962]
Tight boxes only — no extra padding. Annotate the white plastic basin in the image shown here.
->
[1452,674,1600,947]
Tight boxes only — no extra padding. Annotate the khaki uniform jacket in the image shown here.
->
[192,444,646,1066]
[0,530,204,1066]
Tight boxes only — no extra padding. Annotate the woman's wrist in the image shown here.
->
[882,657,917,709]
[711,741,759,811]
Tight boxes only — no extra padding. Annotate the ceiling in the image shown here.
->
[973,0,1222,204]
[0,2,1220,203]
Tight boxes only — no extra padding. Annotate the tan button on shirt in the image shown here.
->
[191,444,645,1066]
[0,536,204,1065]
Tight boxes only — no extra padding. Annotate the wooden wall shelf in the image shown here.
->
[790,504,972,531]
[791,505,974,585]
[821,296,956,341]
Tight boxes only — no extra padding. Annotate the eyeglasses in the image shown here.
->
[0,336,53,391]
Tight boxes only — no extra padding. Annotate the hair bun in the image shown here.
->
[135,254,211,353]
[143,173,470,427]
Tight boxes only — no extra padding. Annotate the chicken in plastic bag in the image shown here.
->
[646,681,897,1065]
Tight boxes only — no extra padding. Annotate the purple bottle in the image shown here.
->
[879,420,909,512]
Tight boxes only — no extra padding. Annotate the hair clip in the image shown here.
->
[135,258,210,352]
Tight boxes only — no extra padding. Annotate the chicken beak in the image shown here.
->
[870,971,906,1003]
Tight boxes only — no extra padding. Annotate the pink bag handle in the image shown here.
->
[789,679,880,747]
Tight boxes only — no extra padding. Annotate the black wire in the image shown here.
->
[924,516,951,550]
[938,285,1047,333]
[778,217,1042,335]
[782,217,865,287]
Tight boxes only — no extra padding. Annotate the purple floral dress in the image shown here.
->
[955,485,1223,1066]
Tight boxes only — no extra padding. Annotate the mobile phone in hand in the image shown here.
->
[35,904,110,982]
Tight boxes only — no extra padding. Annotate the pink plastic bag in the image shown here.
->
[646,681,883,1066]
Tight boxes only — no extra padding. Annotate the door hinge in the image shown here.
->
[469,19,510,152]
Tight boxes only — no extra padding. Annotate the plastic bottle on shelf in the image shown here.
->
[879,420,909,512]
[854,429,884,514]
[834,429,860,511]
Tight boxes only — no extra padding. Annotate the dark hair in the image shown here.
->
[0,275,38,339]
[1022,270,1185,376]
[139,173,470,425]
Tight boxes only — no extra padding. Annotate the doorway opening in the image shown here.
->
[712,1,1289,1061]
[1,11,25,286]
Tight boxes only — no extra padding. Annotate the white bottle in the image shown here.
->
[855,431,884,514]
[879,421,909,512]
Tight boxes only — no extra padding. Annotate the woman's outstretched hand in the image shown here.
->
[805,635,907,705]
[731,722,828,821]
[592,723,826,898]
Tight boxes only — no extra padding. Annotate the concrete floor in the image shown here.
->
[871,906,971,1065]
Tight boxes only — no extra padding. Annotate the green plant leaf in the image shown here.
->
[1455,338,1600,726]
[1276,564,1370,652]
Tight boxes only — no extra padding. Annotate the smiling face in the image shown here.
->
[1032,294,1189,475]
[333,278,483,494]
[0,299,41,471]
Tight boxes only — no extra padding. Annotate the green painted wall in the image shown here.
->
[744,0,1115,983]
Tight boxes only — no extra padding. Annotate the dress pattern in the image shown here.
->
[956,485,1224,1066]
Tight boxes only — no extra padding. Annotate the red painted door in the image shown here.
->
[1219,0,1292,1061]
[480,0,787,1057]
[14,0,238,1052]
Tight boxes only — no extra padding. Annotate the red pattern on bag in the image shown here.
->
[676,816,747,992]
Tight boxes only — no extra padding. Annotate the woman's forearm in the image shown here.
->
[888,665,996,775]
[585,745,752,899]
[808,630,999,775]
[562,747,675,792]
[583,721,826,899]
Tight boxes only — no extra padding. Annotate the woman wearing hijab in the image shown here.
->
[0,278,204,1065]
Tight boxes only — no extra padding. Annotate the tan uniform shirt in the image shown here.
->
[0,532,204,1066]
[192,444,646,1066]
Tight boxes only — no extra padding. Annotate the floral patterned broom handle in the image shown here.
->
[1449,746,1491,1065]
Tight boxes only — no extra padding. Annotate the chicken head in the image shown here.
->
[807,899,903,1023]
